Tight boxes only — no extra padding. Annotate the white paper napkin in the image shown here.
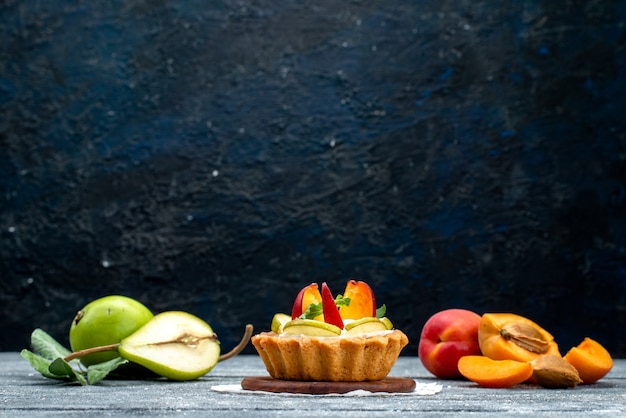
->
[211,380,443,396]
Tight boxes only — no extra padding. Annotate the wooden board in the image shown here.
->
[241,376,416,394]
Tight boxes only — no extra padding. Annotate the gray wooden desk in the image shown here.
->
[1,352,624,416]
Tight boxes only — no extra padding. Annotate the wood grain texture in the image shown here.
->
[241,376,417,394]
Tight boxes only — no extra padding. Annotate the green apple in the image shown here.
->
[118,311,221,381]
[271,313,292,333]
[345,317,389,334]
[380,317,393,330]
[282,319,342,336]
[69,295,153,366]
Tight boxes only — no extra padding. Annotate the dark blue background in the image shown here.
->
[1,0,625,357]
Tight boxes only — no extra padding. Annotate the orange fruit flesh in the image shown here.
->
[458,355,534,388]
[478,313,561,363]
[339,280,375,320]
[302,285,323,321]
[564,337,613,384]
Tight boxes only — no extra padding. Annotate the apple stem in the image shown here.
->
[63,343,121,362]
[218,323,253,362]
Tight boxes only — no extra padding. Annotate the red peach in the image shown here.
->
[418,308,482,379]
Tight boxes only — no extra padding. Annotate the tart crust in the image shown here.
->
[251,329,409,381]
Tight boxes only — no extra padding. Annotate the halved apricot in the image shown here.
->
[478,313,560,363]
[458,355,534,388]
[563,337,613,384]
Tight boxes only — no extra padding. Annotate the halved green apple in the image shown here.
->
[345,317,392,334]
[271,313,292,334]
[282,319,342,336]
[118,311,221,381]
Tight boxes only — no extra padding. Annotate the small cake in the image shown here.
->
[251,280,409,381]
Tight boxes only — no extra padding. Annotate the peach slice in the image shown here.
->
[291,283,323,321]
[339,280,376,320]
[564,337,613,384]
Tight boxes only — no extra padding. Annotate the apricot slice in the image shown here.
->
[564,337,613,384]
[291,283,323,321]
[478,313,560,363]
[458,355,533,388]
[339,280,376,320]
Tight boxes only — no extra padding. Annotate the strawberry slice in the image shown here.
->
[321,282,344,329]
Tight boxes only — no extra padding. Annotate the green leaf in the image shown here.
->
[30,329,72,360]
[23,328,135,385]
[24,328,88,384]
[335,295,351,308]
[299,302,323,319]
[300,296,352,320]
[49,358,87,385]
[87,357,128,385]
[24,351,126,386]
[20,349,62,379]
[73,369,87,385]
[375,304,387,318]
[49,357,75,377]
